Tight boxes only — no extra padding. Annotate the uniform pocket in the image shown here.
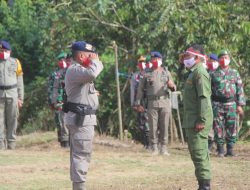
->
[74,133,92,154]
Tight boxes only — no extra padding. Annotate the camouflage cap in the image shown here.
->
[218,50,229,58]
[57,52,67,60]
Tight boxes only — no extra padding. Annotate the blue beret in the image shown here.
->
[71,41,96,52]
[209,53,218,61]
[0,40,11,50]
[150,51,162,58]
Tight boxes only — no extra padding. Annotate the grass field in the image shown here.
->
[0,132,250,190]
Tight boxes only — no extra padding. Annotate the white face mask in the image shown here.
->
[212,61,219,70]
[157,60,162,67]
[183,57,196,68]
[224,59,230,66]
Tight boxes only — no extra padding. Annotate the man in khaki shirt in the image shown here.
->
[0,40,24,150]
[135,51,176,155]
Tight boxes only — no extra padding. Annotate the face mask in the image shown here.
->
[57,60,67,69]
[81,57,91,67]
[152,59,162,69]
[0,51,11,60]
[183,57,196,68]
[219,58,230,68]
[212,61,219,70]
[137,62,146,71]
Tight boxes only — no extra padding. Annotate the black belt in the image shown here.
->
[63,102,96,115]
[147,95,169,101]
[212,96,235,103]
[0,84,17,90]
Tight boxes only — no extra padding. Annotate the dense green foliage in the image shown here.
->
[0,0,249,138]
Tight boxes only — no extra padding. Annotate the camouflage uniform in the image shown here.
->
[130,71,150,148]
[48,65,69,146]
[211,67,245,146]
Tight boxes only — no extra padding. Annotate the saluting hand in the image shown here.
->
[88,53,99,61]
[194,122,205,132]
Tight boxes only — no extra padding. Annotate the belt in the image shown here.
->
[147,95,168,101]
[63,102,97,115]
[212,96,235,103]
[0,84,17,90]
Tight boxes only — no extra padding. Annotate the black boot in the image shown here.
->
[225,144,235,157]
[61,141,69,148]
[217,144,224,157]
[198,179,211,190]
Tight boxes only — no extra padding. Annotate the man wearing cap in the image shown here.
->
[182,44,212,190]
[211,50,245,157]
[207,54,219,73]
[130,55,150,149]
[64,41,103,190]
[48,52,69,148]
[0,40,24,150]
[135,51,176,155]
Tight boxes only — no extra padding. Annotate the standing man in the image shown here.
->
[135,51,176,155]
[182,45,212,190]
[64,41,103,190]
[130,55,150,149]
[0,40,24,150]
[48,52,69,148]
[211,50,245,157]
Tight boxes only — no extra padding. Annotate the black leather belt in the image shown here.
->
[0,84,17,90]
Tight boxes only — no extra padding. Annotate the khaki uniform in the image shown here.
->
[183,62,213,181]
[136,67,173,152]
[0,57,24,149]
[64,59,103,183]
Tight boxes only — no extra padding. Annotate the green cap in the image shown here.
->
[218,50,229,58]
[145,55,151,62]
[57,52,67,60]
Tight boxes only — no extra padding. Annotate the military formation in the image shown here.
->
[0,38,246,190]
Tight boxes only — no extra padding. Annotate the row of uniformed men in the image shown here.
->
[131,45,245,190]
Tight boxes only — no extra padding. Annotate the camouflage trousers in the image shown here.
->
[136,112,150,148]
[212,101,237,145]
[55,110,69,142]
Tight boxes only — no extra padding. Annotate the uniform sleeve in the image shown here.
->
[135,76,146,106]
[195,72,211,124]
[235,70,246,106]
[167,70,174,82]
[16,59,24,100]
[73,59,104,84]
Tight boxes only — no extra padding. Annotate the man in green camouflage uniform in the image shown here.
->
[0,40,24,150]
[48,52,69,148]
[211,50,245,157]
[130,55,150,149]
[135,51,176,156]
[182,45,212,190]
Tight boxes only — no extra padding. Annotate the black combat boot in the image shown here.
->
[225,144,235,157]
[217,144,224,157]
[198,179,211,190]
[61,141,69,148]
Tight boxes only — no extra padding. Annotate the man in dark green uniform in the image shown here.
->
[182,45,213,190]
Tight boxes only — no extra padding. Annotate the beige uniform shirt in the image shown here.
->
[64,59,103,126]
[0,57,24,100]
